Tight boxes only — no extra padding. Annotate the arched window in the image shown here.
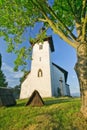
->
[38,69,43,77]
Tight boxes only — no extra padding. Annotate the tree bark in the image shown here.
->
[74,42,87,116]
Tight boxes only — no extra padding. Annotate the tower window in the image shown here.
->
[39,44,43,50]
[39,57,41,61]
[38,69,43,77]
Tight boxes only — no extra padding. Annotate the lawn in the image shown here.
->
[0,97,87,130]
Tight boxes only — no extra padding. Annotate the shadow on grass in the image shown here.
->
[44,97,79,106]
[15,97,80,107]
[15,99,28,107]
[16,102,26,107]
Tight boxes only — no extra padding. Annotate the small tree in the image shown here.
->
[0,70,8,87]
[0,54,8,87]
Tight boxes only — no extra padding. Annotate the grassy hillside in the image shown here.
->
[0,97,87,130]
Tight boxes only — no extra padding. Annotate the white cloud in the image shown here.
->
[2,62,24,87]
[2,62,13,72]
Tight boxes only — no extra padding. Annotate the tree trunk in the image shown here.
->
[74,43,87,116]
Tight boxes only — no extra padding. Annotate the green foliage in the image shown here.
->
[14,47,32,71]
[14,84,21,89]
[0,70,8,87]
[20,70,30,83]
[53,0,82,24]
[0,0,86,70]
[0,97,87,130]
[29,27,47,45]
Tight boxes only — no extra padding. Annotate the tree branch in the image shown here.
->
[81,0,87,42]
[38,18,47,22]
[45,16,78,48]
[32,0,78,48]
[45,4,77,42]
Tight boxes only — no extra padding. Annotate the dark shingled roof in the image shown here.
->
[0,87,16,107]
[52,63,68,83]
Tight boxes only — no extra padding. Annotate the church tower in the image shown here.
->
[20,36,55,98]
[30,36,54,97]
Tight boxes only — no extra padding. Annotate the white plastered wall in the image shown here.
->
[20,41,52,99]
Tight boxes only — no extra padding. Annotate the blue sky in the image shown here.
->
[0,25,80,96]
[0,37,24,87]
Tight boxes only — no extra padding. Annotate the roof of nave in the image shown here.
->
[52,63,68,83]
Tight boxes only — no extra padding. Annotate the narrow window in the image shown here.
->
[39,44,43,50]
[39,57,41,61]
[38,69,43,77]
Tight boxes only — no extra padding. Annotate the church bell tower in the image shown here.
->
[29,36,54,97]
[20,36,54,98]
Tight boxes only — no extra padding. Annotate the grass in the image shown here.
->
[0,97,87,130]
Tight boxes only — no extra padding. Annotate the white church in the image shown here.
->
[20,36,70,99]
